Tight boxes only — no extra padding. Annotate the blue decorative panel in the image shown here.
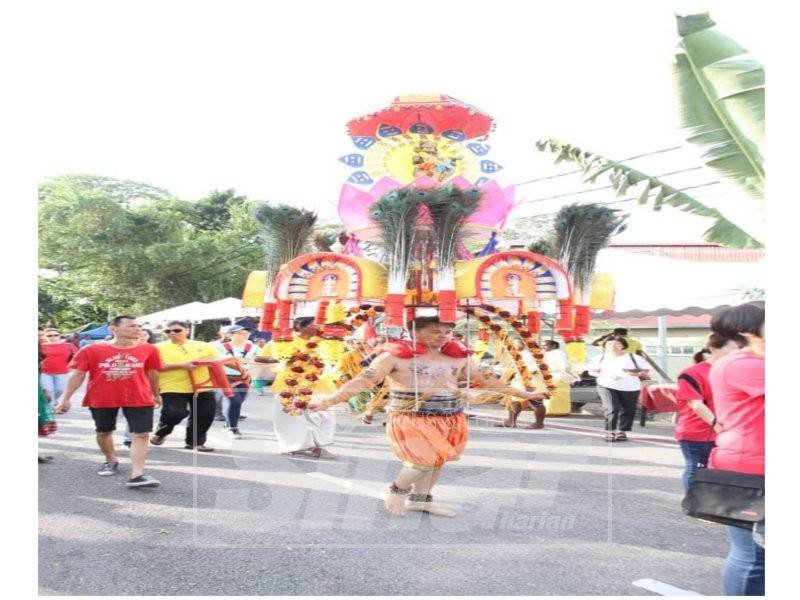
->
[351,136,376,149]
[441,129,465,141]
[378,124,402,137]
[480,160,503,173]
[467,142,490,156]
[409,122,434,134]
[338,153,364,167]
[347,171,374,185]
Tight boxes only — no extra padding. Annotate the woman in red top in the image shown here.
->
[708,302,765,596]
[40,328,76,405]
[674,333,740,491]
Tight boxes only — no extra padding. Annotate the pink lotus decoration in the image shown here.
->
[338,176,514,242]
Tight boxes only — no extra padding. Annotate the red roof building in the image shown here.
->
[606,243,764,263]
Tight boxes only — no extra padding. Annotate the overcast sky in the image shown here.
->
[33,0,766,243]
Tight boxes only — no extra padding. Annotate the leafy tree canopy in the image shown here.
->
[38,175,266,329]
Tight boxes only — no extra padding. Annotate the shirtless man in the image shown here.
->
[309,316,548,517]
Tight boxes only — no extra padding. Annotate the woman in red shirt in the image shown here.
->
[674,333,740,491]
[708,302,765,596]
[40,328,76,405]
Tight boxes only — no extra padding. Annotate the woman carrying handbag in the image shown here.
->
[674,333,742,491]
[703,303,765,596]
[588,335,649,442]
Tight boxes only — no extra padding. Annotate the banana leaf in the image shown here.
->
[674,13,764,203]
[536,139,762,248]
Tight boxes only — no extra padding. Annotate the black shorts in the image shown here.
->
[90,406,154,433]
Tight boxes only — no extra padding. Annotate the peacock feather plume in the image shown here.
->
[251,202,318,285]
[553,203,628,303]
[422,185,482,288]
[368,188,423,293]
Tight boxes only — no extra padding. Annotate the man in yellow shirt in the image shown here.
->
[150,320,219,451]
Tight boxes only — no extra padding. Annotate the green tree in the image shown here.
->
[185,189,248,232]
[38,175,266,328]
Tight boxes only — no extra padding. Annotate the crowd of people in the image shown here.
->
[37,301,765,594]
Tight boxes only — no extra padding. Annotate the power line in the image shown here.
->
[510,181,721,221]
[515,166,704,205]
[514,145,684,187]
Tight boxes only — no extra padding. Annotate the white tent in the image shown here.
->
[192,297,260,322]
[138,301,210,326]
[594,249,765,317]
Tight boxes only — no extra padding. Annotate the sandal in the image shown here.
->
[604,433,616,442]
[614,432,628,442]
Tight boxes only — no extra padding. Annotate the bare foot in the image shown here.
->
[406,501,456,518]
[309,447,337,459]
[520,422,545,429]
[384,492,407,516]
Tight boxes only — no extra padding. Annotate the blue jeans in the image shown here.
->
[223,383,249,429]
[723,524,765,595]
[678,440,715,491]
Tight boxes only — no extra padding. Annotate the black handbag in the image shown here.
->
[682,467,764,529]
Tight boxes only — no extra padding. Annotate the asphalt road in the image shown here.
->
[39,391,728,596]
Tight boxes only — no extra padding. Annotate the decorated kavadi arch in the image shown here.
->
[242,94,609,415]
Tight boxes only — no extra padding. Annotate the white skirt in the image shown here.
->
[269,394,336,453]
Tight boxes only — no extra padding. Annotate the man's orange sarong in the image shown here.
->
[385,412,468,469]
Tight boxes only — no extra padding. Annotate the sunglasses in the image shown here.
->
[164,329,185,334]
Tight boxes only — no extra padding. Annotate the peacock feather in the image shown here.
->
[368,188,423,293]
[251,202,318,285]
[553,203,628,303]
[422,186,482,288]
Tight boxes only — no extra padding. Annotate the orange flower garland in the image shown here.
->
[277,336,326,416]
[464,306,558,394]
[346,303,383,331]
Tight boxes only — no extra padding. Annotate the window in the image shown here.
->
[646,345,700,356]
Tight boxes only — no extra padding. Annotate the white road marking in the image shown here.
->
[307,472,386,501]
[632,578,703,596]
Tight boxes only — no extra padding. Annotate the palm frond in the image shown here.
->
[251,202,318,282]
[422,186,482,288]
[536,139,762,248]
[553,203,628,302]
[368,188,423,292]
[674,13,764,202]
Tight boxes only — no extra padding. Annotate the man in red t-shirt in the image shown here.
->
[56,316,163,488]
[40,328,76,406]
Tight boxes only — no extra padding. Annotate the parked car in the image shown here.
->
[570,371,599,413]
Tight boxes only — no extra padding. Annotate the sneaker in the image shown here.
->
[98,461,119,476]
[229,428,243,438]
[239,415,247,420]
[150,435,166,446]
[214,415,225,421]
[126,474,160,488]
